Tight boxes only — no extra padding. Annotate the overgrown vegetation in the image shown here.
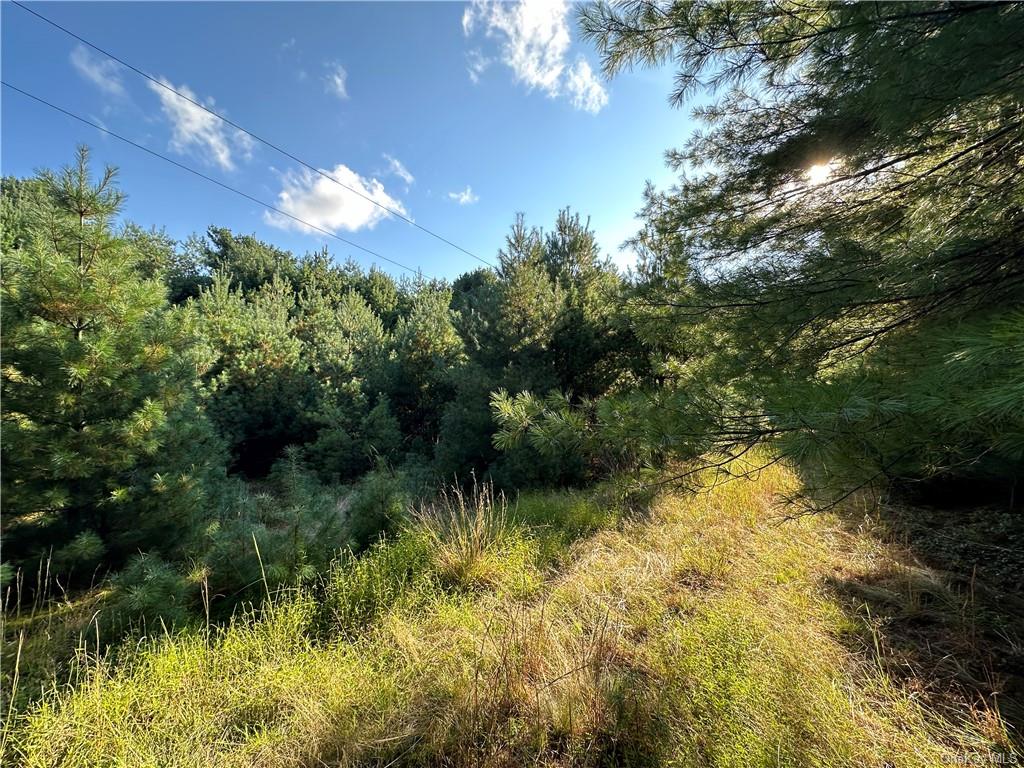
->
[4,466,1018,766]
[499,0,1024,506]
[2,0,1023,763]
[1,149,641,630]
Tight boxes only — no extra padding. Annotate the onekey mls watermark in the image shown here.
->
[938,751,1020,766]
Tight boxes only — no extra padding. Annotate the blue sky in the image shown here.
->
[2,1,696,280]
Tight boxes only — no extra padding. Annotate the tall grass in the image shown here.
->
[411,480,510,589]
[4,467,1016,767]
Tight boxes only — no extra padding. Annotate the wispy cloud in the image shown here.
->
[265,164,407,233]
[462,0,607,113]
[324,62,349,100]
[448,186,479,205]
[147,78,254,171]
[382,153,415,186]
[70,44,125,97]
[565,58,608,114]
[463,0,568,94]
[466,48,492,85]
[276,36,306,82]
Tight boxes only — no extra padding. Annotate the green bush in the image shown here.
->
[344,465,411,551]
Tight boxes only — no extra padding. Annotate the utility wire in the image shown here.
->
[2,81,425,276]
[10,0,495,268]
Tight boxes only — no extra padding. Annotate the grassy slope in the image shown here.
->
[4,464,1018,767]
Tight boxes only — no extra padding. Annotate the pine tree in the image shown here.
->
[386,282,466,448]
[195,274,311,475]
[569,0,1024,501]
[1,147,224,576]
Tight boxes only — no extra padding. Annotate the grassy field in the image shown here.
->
[3,463,1019,767]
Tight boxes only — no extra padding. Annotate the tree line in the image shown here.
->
[1,158,646,623]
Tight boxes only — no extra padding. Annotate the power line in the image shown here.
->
[10,0,495,268]
[2,81,426,276]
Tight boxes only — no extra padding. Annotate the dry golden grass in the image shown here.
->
[5,464,1017,766]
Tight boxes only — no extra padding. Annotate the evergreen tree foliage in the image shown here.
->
[1,175,49,254]
[359,265,407,330]
[344,463,411,550]
[445,211,644,486]
[385,282,466,448]
[507,0,1024,502]
[201,226,300,294]
[1,147,226,577]
[1,150,647,632]
[196,274,311,475]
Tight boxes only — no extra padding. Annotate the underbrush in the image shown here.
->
[3,465,1018,767]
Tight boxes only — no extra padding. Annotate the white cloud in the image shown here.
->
[463,0,567,94]
[462,0,607,112]
[466,48,492,85]
[264,164,407,234]
[324,62,349,100]
[70,45,125,97]
[448,186,479,205]
[147,78,254,171]
[383,153,414,186]
[565,57,608,114]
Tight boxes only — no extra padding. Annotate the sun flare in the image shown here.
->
[805,162,834,185]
